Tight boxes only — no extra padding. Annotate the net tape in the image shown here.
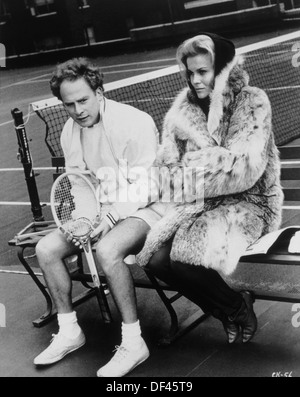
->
[31,32,300,157]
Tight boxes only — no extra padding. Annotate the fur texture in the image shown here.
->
[136,61,284,276]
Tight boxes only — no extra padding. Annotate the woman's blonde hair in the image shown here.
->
[177,35,215,81]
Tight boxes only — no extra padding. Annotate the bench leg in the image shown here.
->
[145,269,210,346]
[145,271,179,345]
[17,246,53,328]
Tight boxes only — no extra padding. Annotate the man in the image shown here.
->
[34,58,160,377]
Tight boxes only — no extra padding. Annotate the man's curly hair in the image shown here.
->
[50,57,104,100]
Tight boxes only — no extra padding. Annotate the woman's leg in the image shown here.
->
[170,261,243,320]
[147,241,243,321]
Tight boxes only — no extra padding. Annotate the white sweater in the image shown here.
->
[60,98,159,224]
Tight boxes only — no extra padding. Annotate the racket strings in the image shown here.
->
[52,174,100,233]
[68,218,93,239]
[53,179,75,225]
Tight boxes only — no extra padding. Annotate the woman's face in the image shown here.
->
[186,53,215,99]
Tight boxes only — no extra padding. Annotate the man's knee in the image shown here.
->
[96,240,119,273]
[36,238,55,264]
[35,232,69,266]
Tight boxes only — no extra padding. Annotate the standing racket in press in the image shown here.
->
[50,172,112,323]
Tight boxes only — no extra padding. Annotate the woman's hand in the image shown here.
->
[183,150,204,167]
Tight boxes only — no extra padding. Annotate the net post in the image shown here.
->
[11,108,45,222]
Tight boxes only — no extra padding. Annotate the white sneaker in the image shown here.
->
[97,339,150,377]
[34,331,86,366]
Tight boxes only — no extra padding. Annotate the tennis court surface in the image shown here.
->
[1,28,300,377]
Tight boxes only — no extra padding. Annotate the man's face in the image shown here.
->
[60,78,103,128]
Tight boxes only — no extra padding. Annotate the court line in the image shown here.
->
[5,65,175,88]
[0,167,55,172]
[0,111,35,128]
[185,350,219,377]
[0,202,50,206]
[0,58,176,91]
[260,321,270,331]
[0,73,53,90]
[8,66,175,87]
[0,119,15,127]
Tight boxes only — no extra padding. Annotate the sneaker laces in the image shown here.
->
[49,333,66,350]
[50,334,59,344]
[111,346,130,364]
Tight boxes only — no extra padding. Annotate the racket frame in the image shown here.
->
[50,171,112,323]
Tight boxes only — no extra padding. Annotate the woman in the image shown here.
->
[136,33,283,344]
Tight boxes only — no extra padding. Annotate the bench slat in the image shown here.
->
[283,188,300,202]
[248,290,300,304]
[240,253,300,265]
[279,146,300,160]
[281,167,300,180]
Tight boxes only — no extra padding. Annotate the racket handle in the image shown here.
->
[84,241,112,324]
[95,286,113,324]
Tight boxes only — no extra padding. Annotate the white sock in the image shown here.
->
[57,312,82,340]
[121,320,144,351]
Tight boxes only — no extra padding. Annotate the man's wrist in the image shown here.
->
[105,209,120,229]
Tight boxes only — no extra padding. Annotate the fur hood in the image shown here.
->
[137,60,283,276]
[159,56,249,160]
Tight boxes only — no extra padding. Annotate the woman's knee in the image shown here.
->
[147,252,165,273]
[147,244,172,276]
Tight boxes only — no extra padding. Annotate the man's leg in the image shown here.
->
[95,217,151,377]
[34,230,86,366]
[96,218,150,323]
[35,229,79,313]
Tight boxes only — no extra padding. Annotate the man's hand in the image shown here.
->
[90,218,112,241]
[60,227,83,248]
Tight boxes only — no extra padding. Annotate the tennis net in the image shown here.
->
[31,30,300,159]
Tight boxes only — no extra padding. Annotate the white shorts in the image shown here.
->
[130,202,169,229]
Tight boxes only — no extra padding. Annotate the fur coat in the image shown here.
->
[136,57,284,276]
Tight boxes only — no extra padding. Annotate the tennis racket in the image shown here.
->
[50,171,112,323]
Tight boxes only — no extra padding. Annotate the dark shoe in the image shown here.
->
[230,291,257,344]
[222,319,240,344]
